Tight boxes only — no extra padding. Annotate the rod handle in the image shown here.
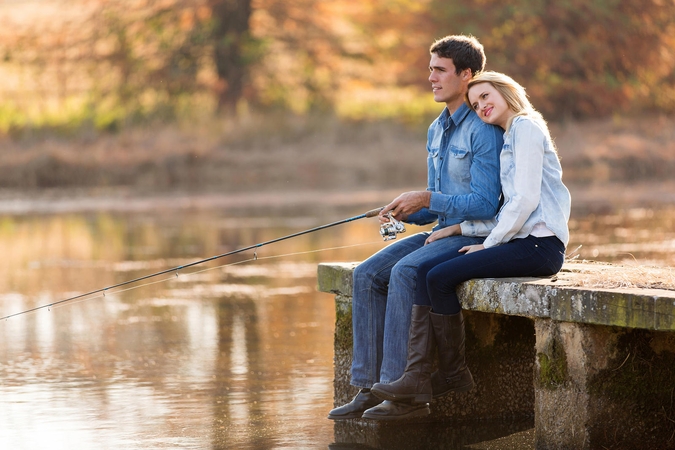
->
[365,207,385,218]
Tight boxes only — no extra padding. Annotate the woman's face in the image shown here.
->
[467,82,513,129]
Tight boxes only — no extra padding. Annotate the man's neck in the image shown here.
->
[445,97,465,116]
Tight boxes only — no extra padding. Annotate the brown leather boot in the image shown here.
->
[430,310,474,398]
[370,305,434,404]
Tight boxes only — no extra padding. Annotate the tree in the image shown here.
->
[209,0,253,114]
[421,0,675,117]
[348,0,675,118]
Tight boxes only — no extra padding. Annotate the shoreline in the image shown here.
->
[1,180,674,216]
[1,114,675,197]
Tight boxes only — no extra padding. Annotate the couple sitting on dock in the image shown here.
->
[328,34,571,421]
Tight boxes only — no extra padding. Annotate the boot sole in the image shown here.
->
[371,387,432,404]
[362,404,430,421]
[327,412,362,420]
[327,404,383,420]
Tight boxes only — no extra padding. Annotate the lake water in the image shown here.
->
[1,187,674,450]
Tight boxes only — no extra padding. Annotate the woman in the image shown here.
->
[364,71,571,420]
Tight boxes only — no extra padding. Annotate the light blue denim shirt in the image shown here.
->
[461,115,571,247]
[406,103,503,229]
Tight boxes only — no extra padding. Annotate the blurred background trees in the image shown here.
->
[1,0,674,134]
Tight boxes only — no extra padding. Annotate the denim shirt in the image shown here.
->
[461,115,571,248]
[406,103,503,229]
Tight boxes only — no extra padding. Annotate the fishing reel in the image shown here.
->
[379,212,406,241]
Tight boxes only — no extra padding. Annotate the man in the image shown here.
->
[327,35,504,420]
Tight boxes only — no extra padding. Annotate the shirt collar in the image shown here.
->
[442,102,471,128]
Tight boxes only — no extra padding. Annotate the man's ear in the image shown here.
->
[462,69,472,80]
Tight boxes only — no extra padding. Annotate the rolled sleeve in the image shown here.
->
[460,219,497,237]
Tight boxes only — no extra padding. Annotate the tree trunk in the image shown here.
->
[209,0,252,114]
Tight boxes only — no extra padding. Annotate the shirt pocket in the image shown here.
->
[446,145,471,182]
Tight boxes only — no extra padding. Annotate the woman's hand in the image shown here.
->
[424,224,461,245]
[458,244,485,254]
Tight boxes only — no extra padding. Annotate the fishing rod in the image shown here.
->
[1,206,407,321]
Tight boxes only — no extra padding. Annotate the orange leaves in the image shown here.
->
[1,0,675,128]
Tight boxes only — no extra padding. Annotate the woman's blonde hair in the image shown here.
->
[465,71,544,131]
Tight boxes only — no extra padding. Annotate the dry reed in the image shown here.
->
[562,259,675,292]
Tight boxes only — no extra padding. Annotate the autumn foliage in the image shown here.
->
[1,0,674,133]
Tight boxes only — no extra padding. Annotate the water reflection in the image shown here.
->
[0,207,387,450]
[569,206,675,266]
[1,201,674,449]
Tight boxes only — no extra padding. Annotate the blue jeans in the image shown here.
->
[350,232,484,388]
[418,235,566,314]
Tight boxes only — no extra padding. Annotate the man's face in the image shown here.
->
[428,54,470,109]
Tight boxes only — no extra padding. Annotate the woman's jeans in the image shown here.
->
[417,235,566,314]
[350,232,484,388]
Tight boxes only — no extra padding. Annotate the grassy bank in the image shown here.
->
[1,113,674,196]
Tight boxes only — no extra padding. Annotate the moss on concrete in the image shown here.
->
[537,332,568,389]
[334,296,353,352]
[317,262,358,296]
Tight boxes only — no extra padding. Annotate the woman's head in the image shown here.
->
[466,71,540,129]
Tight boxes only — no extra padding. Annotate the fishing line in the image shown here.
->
[1,207,387,321]
[47,275,179,312]
[42,240,385,313]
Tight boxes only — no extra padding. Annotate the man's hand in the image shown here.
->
[380,191,431,223]
[458,244,485,254]
[424,224,461,245]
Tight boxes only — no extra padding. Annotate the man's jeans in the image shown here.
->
[350,232,484,388]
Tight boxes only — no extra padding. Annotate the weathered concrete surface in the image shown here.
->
[535,320,675,450]
[457,261,675,330]
[319,260,675,331]
[318,260,675,450]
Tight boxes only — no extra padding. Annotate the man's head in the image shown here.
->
[429,35,486,76]
[428,35,485,111]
